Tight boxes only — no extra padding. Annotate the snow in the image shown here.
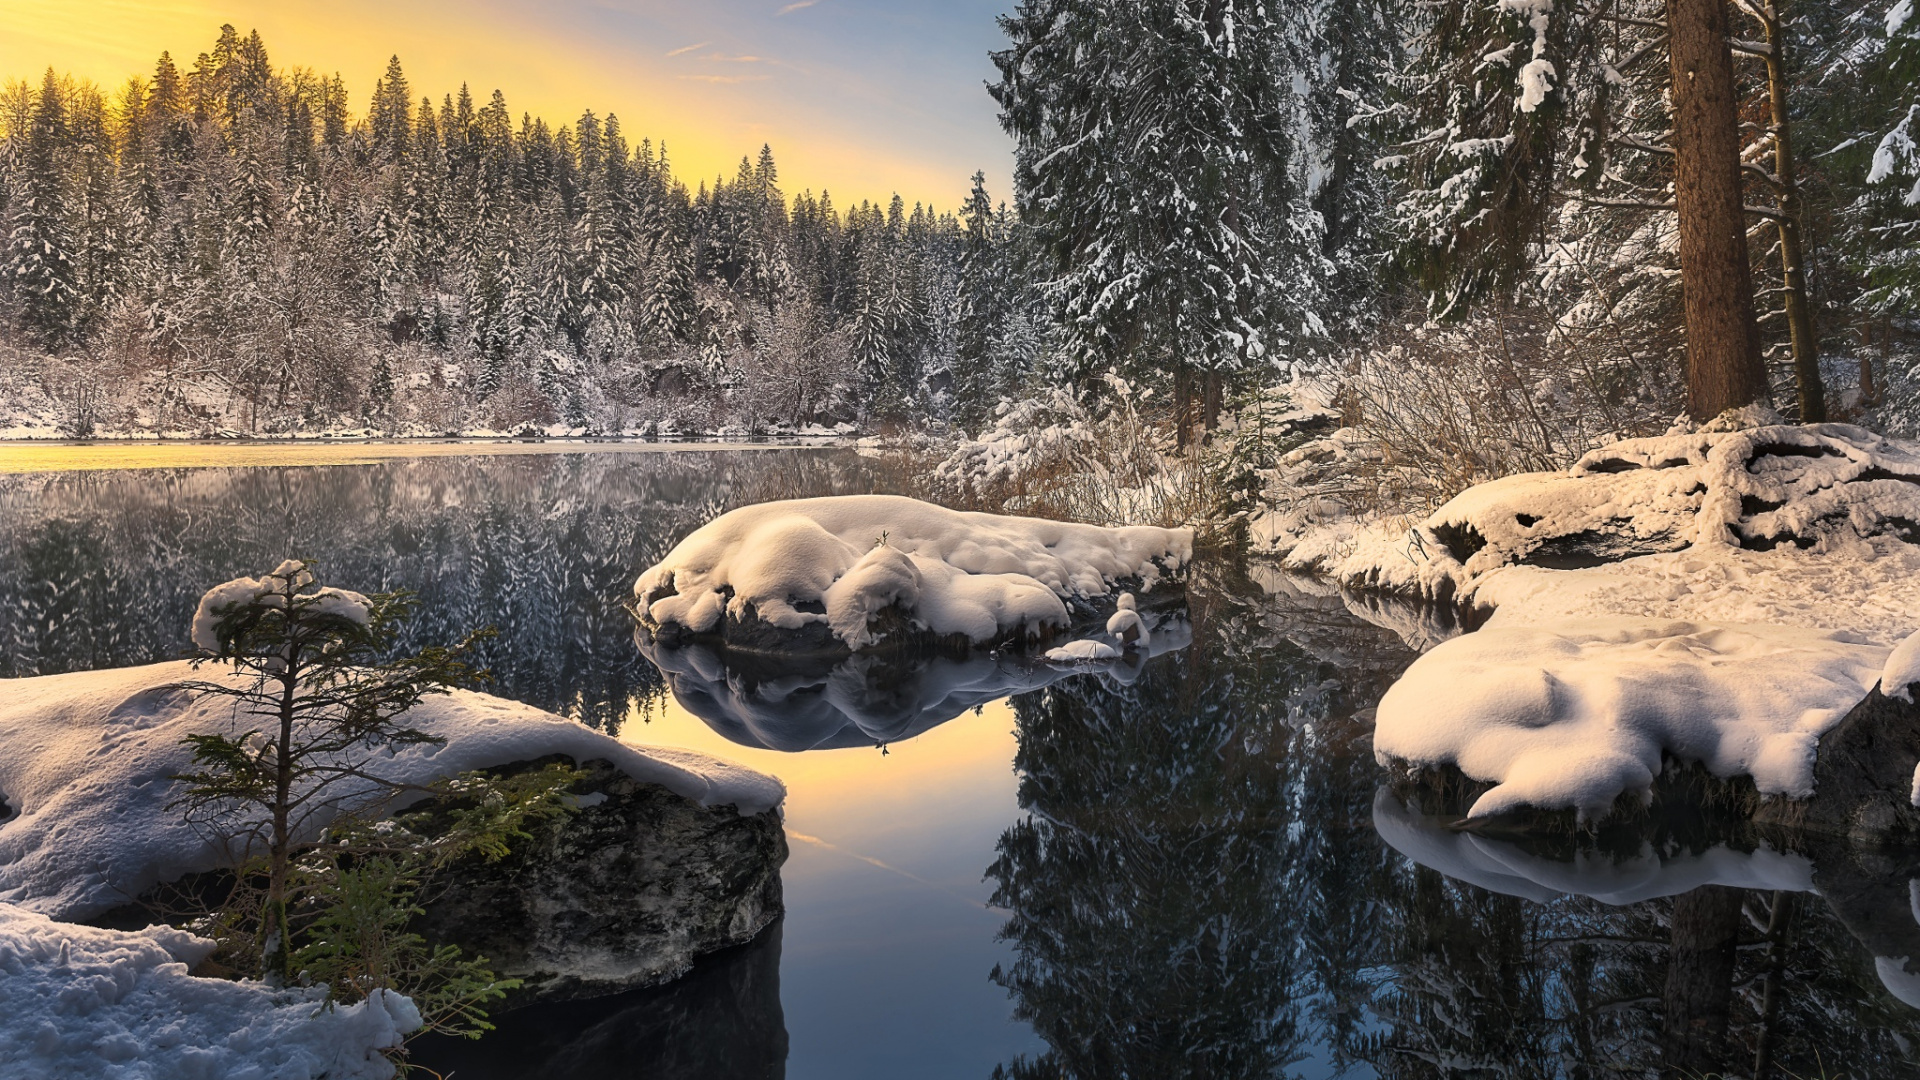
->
[190,561,372,653]
[1376,619,1889,819]
[1886,630,1920,702]
[1284,422,1920,817]
[1375,790,1815,905]
[0,902,417,1080]
[636,495,1191,650]
[0,661,785,920]
[1045,639,1122,662]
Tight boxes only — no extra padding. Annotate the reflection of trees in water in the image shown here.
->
[993,567,1920,1079]
[988,570,1385,1079]
[0,450,908,730]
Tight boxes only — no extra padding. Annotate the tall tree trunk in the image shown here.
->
[1667,0,1772,421]
[1758,0,1826,421]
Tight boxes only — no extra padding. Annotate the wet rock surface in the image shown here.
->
[418,756,787,1002]
[409,918,788,1079]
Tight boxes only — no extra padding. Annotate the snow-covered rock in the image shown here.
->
[0,902,418,1079]
[0,662,784,920]
[1375,619,1890,819]
[634,495,1191,652]
[1292,422,1920,642]
[1044,639,1123,662]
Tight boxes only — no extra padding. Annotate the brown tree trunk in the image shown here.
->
[1661,884,1744,1074]
[1667,0,1772,421]
[1758,0,1826,421]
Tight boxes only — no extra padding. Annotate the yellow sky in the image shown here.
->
[0,0,1016,208]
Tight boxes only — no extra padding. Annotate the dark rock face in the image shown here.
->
[408,918,788,1080]
[417,757,787,1002]
[1760,687,1920,841]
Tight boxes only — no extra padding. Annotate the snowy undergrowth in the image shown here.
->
[635,494,1191,650]
[0,661,784,920]
[0,903,418,1080]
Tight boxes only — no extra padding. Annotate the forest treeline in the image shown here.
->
[0,25,1045,435]
[1,6,1918,439]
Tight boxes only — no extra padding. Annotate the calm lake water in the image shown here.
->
[3,445,1919,1078]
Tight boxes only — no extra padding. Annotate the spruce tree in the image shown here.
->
[5,70,79,346]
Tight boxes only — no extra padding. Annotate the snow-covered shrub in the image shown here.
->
[928,376,1229,532]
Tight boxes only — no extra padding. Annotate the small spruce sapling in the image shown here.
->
[171,560,579,1038]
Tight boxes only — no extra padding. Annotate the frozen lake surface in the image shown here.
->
[2,445,1918,1078]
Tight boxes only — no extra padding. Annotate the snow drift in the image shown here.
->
[0,902,418,1080]
[634,495,1191,651]
[0,661,785,920]
[1375,618,1892,819]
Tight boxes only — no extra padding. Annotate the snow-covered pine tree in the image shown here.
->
[4,71,80,347]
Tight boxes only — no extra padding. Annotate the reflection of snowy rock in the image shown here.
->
[634,495,1190,654]
[0,903,418,1079]
[1371,787,1815,905]
[418,758,786,1002]
[636,615,1191,752]
[0,661,783,920]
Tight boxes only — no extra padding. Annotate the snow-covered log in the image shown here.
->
[633,495,1191,654]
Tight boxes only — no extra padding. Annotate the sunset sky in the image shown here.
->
[0,0,1017,208]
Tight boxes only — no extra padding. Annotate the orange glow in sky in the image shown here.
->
[0,0,1016,208]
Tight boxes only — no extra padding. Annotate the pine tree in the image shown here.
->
[5,70,80,346]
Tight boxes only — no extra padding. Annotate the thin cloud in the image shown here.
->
[677,74,771,84]
[664,41,710,57]
[776,0,819,14]
[703,53,764,62]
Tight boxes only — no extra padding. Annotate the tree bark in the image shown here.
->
[1758,0,1826,421]
[1667,0,1771,421]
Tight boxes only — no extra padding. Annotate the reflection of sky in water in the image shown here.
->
[626,693,1044,1078]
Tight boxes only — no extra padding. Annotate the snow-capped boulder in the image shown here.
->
[0,903,418,1079]
[1298,423,1920,640]
[0,662,784,921]
[634,495,1191,654]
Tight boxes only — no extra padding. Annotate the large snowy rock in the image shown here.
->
[0,902,419,1080]
[0,661,784,921]
[416,758,785,1001]
[633,495,1191,654]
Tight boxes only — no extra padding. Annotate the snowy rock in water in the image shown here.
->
[1044,639,1122,663]
[0,662,784,920]
[1374,618,1889,820]
[1104,593,1150,650]
[635,495,1191,653]
[0,902,417,1080]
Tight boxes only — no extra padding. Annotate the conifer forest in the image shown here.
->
[0,8,1916,442]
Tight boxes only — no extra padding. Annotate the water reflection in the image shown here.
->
[7,451,1920,1078]
[636,615,1191,752]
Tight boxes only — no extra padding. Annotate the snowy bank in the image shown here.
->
[1266,420,1920,823]
[0,661,784,920]
[0,902,418,1080]
[634,494,1191,652]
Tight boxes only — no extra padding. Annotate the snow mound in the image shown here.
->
[1887,631,1920,703]
[635,495,1191,650]
[1376,618,1889,819]
[1044,639,1122,662]
[1290,424,1920,644]
[0,662,785,920]
[0,902,417,1080]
